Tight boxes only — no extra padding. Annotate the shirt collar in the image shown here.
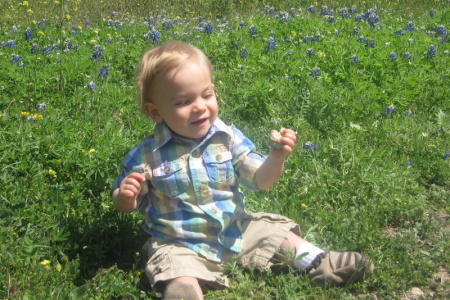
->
[153,118,233,151]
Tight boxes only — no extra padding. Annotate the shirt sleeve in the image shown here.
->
[111,146,144,191]
[229,127,266,191]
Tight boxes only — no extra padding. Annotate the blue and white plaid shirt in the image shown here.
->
[112,118,265,262]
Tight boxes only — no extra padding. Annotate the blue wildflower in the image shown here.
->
[368,13,381,27]
[356,36,366,43]
[85,81,97,89]
[350,54,359,63]
[30,44,38,53]
[239,21,248,27]
[111,11,118,17]
[384,105,397,114]
[404,111,413,116]
[387,52,397,61]
[162,20,173,30]
[394,28,405,36]
[237,65,244,70]
[304,142,318,150]
[146,17,155,27]
[11,26,18,33]
[89,45,103,62]
[10,54,21,63]
[240,47,248,59]
[405,21,415,32]
[24,28,33,41]
[365,39,375,49]
[321,6,334,16]
[266,38,276,51]
[3,40,15,47]
[284,76,292,81]
[404,52,412,59]
[308,6,316,13]
[352,27,360,35]
[310,67,321,77]
[114,21,124,29]
[442,152,450,159]
[143,29,160,45]
[204,22,213,34]
[37,103,46,110]
[98,65,109,79]
[248,25,257,38]
[429,10,435,17]
[435,25,447,36]
[289,9,296,17]
[306,48,315,56]
[338,8,350,19]
[407,160,414,166]
[349,6,357,14]
[427,45,436,59]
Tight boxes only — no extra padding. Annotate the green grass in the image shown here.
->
[1,1,450,299]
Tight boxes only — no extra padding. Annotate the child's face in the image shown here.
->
[144,59,218,141]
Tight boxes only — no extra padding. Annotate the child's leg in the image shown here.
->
[278,230,374,286]
[163,277,203,300]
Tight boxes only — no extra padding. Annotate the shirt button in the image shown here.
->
[164,166,171,173]
[215,154,222,161]
[211,208,218,214]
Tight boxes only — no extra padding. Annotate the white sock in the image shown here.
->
[293,242,325,270]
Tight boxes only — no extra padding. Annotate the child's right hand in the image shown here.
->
[118,172,146,201]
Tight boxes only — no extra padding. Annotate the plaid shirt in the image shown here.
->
[112,118,265,262]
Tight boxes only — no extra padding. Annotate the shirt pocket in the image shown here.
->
[151,160,186,197]
[203,151,235,183]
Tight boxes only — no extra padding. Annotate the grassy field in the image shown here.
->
[1,0,450,299]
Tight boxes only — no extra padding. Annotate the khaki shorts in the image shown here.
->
[143,212,300,291]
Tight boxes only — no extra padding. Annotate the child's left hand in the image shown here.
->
[269,128,296,160]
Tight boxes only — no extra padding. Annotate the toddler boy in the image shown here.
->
[111,41,373,300]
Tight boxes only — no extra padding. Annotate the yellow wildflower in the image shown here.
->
[89,148,97,153]
[33,113,43,120]
[317,51,326,58]
[48,169,57,178]
[21,111,30,116]
[27,9,33,13]
[55,263,62,272]
[65,14,71,20]
[38,31,44,36]
[40,260,51,269]
[54,0,60,4]
[22,1,29,6]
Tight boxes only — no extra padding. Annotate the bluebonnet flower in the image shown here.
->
[264,6,276,14]
[350,54,359,63]
[85,81,97,89]
[42,44,59,55]
[429,10,435,17]
[366,39,376,49]
[394,28,404,36]
[37,103,46,110]
[404,52,412,59]
[403,109,413,117]
[438,37,447,44]
[303,35,319,42]
[89,45,103,61]
[10,54,21,63]
[285,50,293,55]
[356,36,366,43]
[275,12,289,21]
[355,14,364,22]
[304,142,318,150]
[162,20,173,30]
[266,38,276,51]
[326,16,336,23]
[435,25,447,35]
[98,65,109,79]
[368,13,381,27]
[289,8,296,17]
[407,160,414,166]
[146,17,155,27]
[237,65,244,70]
[333,29,340,35]
[240,47,248,59]
[405,21,415,32]
[349,6,357,14]
[248,25,257,38]
[65,39,77,50]
[114,21,124,29]
[352,27,360,35]
[427,45,436,59]
[107,37,113,44]
[310,67,321,77]
[284,76,292,81]
[231,42,238,48]
[321,6,334,16]
[239,21,248,27]
[143,29,161,45]
[36,20,46,28]
[30,44,38,53]
[387,52,398,61]
[3,40,15,47]
[384,105,397,114]
[442,152,450,159]
[111,11,118,17]
[308,5,316,13]
[24,28,33,41]
[338,8,350,19]
[204,22,213,34]
[306,48,315,56]
[11,26,18,33]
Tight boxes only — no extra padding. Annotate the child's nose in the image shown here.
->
[192,98,207,113]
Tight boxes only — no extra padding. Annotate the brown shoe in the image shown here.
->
[162,281,200,300]
[307,251,374,286]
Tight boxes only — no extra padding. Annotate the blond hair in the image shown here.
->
[135,41,212,115]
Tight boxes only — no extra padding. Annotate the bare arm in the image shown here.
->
[112,172,146,213]
[255,128,296,190]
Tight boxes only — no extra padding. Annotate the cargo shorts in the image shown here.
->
[143,212,301,291]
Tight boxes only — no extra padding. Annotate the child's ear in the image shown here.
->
[144,102,163,123]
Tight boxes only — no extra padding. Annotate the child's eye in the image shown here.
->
[175,99,190,106]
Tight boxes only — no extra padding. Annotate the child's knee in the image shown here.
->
[163,278,202,300]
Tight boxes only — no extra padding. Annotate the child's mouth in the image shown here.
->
[192,118,207,126]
